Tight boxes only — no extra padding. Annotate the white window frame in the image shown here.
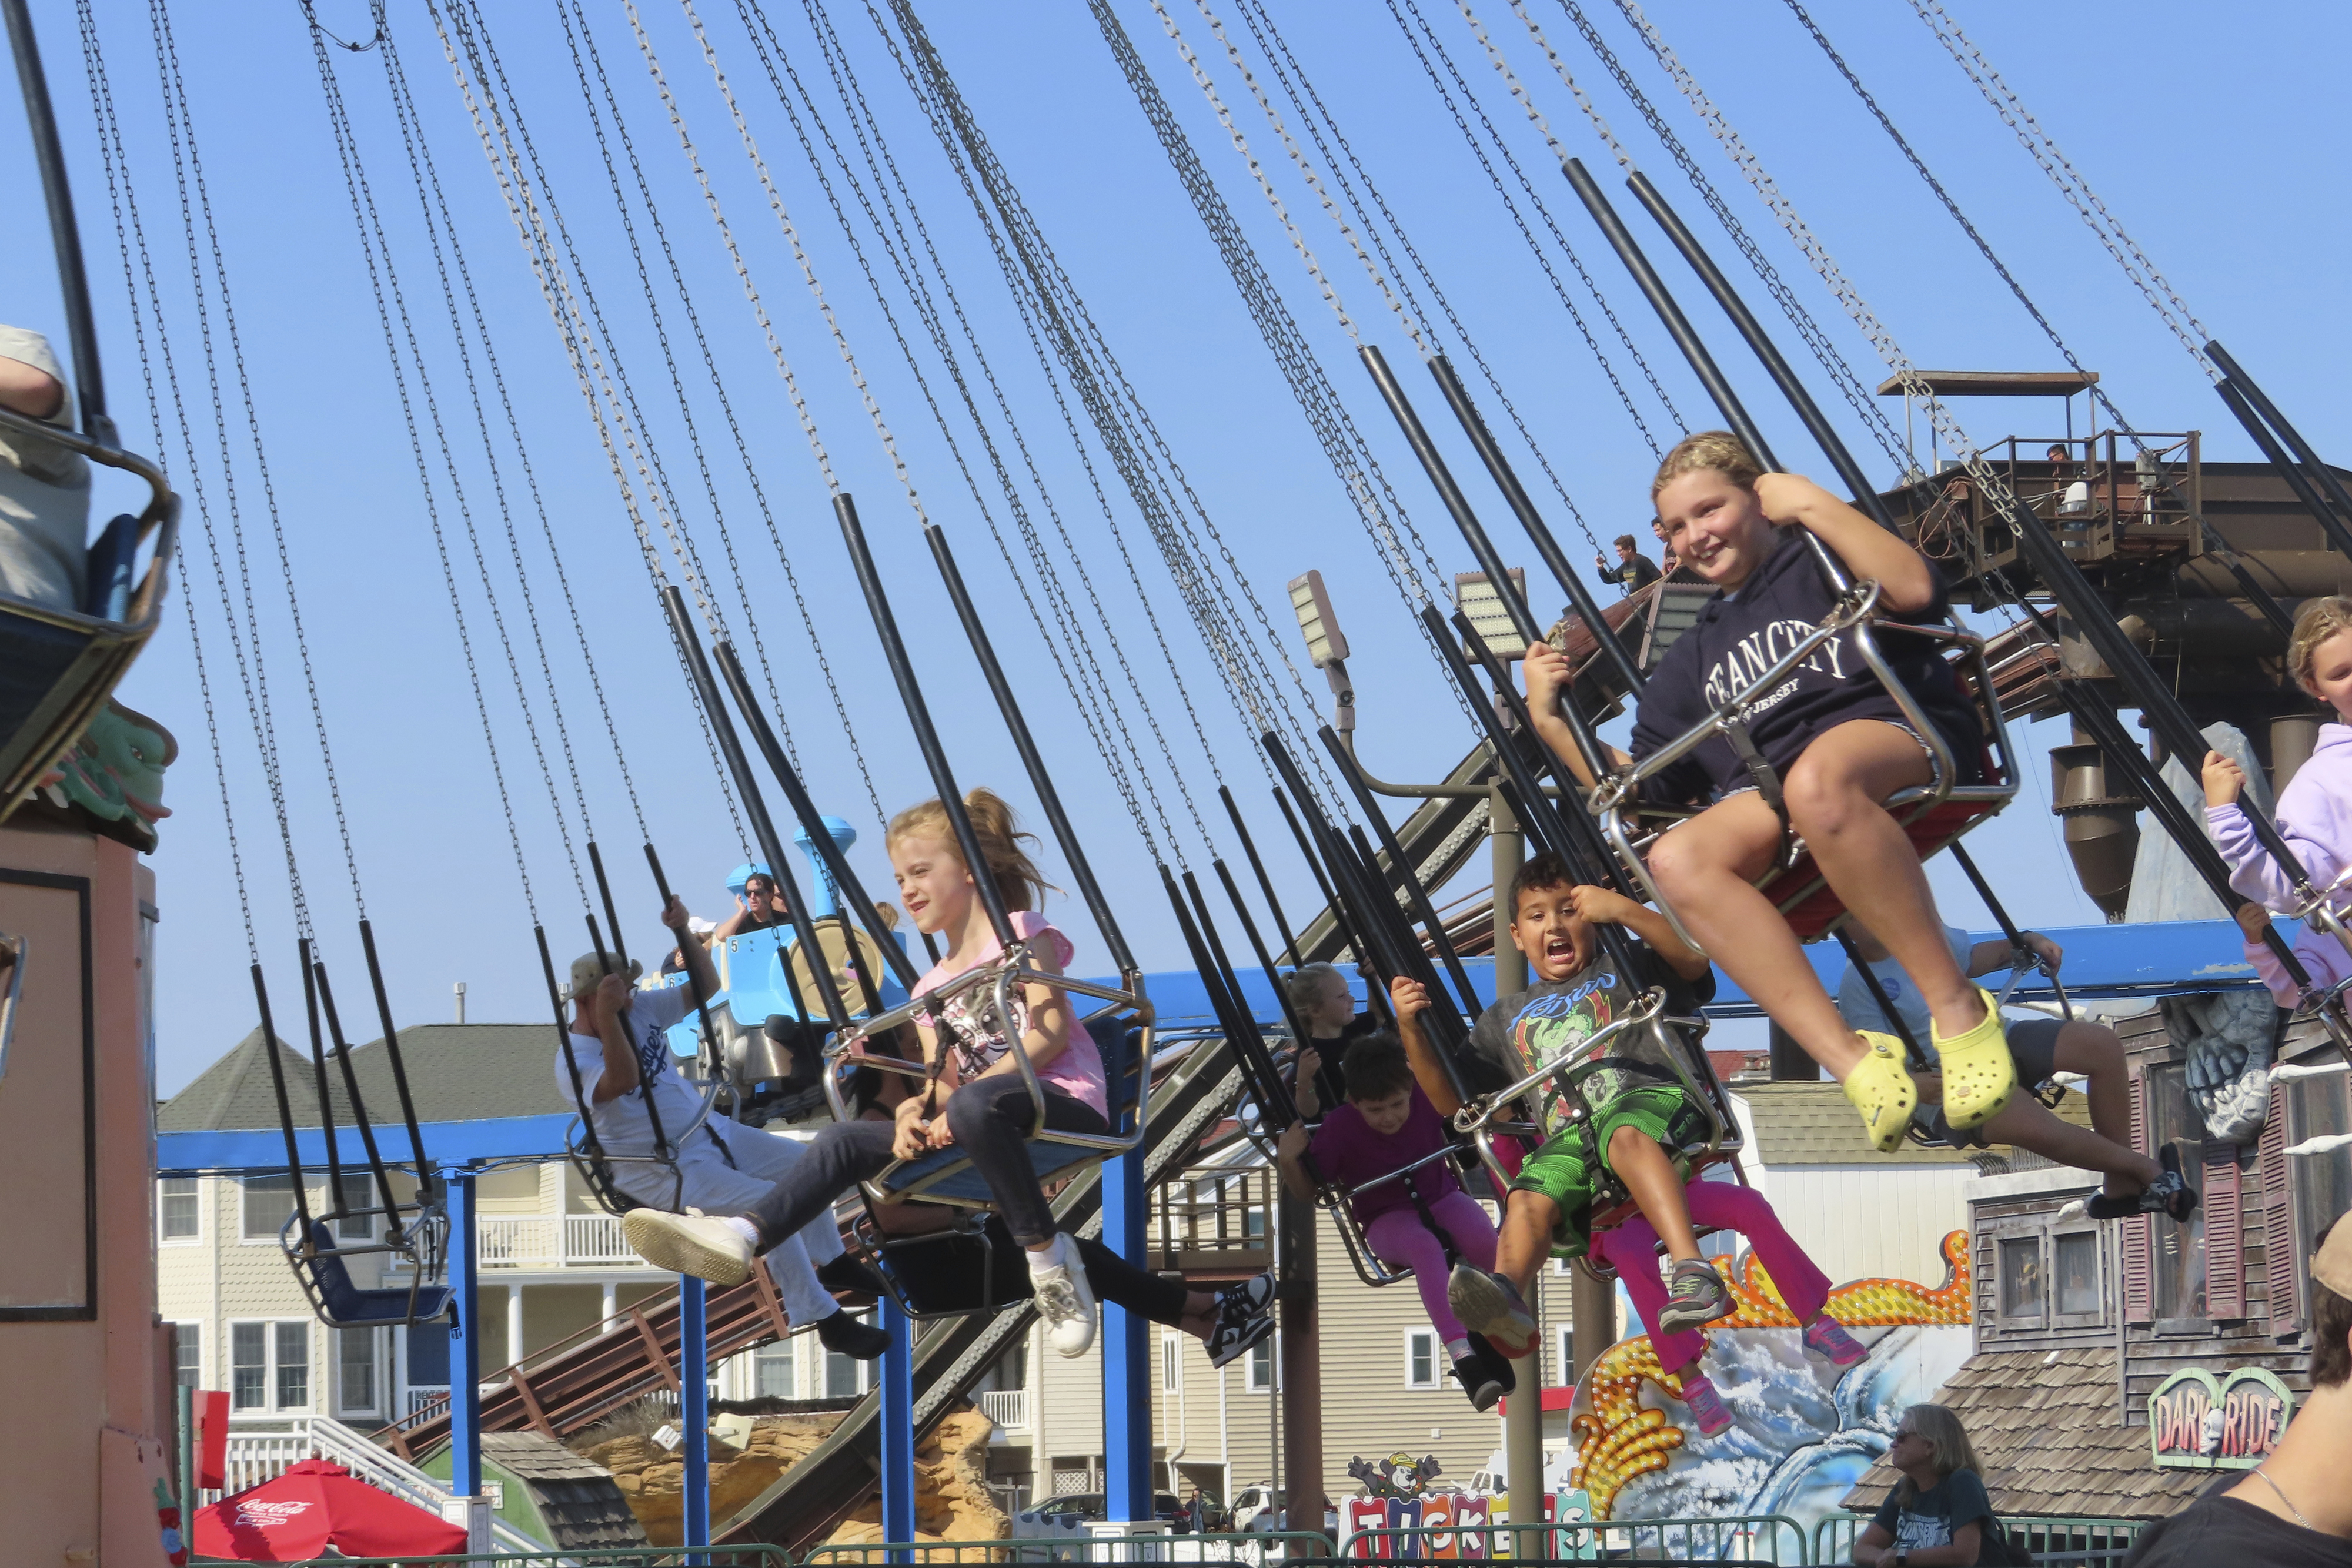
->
[169,1319,204,1390]
[159,1176,202,1245]
[228,1318,314,1413]
[1245,1334,1277,1393]
[1404,1328,1440,1389]
[1162,1332,1181,1392]
[1556,1325,1576,1387]
[333,1172,375,1241]
[753,1338,797,1399]
[239,1175,300,1245]
[337,1325,383,1418]
[824,1316,875,1398]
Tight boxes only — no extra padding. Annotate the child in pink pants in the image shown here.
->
[1586,1175,1865,1434]
[1278,1031,1508,1409]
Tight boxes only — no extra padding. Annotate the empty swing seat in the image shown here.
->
[292,1221,453,1329]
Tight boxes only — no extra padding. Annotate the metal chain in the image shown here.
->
[306,16,553,917]
[76,0,261,961]
[557,0,886,831]
[732,0,1179,860]
[1903,0,2211,373]
[1542,0,1914,473]
[376,17,651,842]
[1388,0,1675,455]
[1231,0,1605,553]
[427,0,754,855]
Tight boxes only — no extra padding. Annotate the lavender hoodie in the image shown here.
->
[2208,723,2352,1002]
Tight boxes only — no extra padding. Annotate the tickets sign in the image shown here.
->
[2147,1366,2294,1469]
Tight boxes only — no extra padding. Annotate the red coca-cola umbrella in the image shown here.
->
[191,1458,470,1562]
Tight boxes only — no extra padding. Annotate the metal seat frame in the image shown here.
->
[562,1068,729,1218]
[1588,578,2020,954]
[280,1207,453,1330]
[1318,1138,1491,1291]
[823,947,1151,1211]
[0,404,179,820]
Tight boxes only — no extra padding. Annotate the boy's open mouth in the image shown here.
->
[1544,932,1574,962]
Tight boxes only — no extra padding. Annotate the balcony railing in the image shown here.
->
[1152,1167,1274,1275]
[977,1389,1030,1432]
[391,1213,646,1271]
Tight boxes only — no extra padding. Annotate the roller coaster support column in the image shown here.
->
[683,1275,710,1558]
[881,1302,916,1553]
[445,1169,489,1550]
[1491,790,1545,1529]
[1104,1143,1154,1522]
[1278,1183,1324,1537]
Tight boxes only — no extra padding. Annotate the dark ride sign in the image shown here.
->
[2147,1366,2294,1470]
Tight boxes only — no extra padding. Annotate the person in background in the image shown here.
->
[1850,1403,2012,1566]
[2122,1209,2352,1564]
[713,871,790,940]
[1282,961,1379,1106]
[0,324,91,611]
[1595,531,1663,596]
[659,917,719,976]
[2046,442,2092,517]
[1653,514,1702,583]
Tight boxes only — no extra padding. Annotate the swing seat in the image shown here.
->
[1321,1140,1484,1290]
[0,408,178,824]
[874,1137,1105,1205]
[289,1221,453,1329]
[1592,582,2020,953]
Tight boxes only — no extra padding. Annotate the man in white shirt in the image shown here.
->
[557,895,888,1359]
[0,324,91,611]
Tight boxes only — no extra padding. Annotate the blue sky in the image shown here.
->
[4,0,2343,1095]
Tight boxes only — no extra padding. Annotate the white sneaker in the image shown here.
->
[1027,1233,1098,1358]
[624,1207,754,1286]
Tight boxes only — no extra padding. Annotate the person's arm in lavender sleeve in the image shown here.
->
[2203,751,2351,908]
[2235,902,2303,1006]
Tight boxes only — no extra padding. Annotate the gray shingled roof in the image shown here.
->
[1738,1082,1980,1167]
[159,1022,574,1131]
[1841,1347,2210,1520]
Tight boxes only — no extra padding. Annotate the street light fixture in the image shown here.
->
[1454,569,1530,666]
[1287,570,1354,734]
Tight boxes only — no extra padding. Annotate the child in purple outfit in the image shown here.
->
[1276,1032,1509,1409]
[2206,597,2352,1004]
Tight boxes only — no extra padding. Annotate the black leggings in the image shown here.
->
[880,1214,1190,1324]
[739,1074,1107,1248]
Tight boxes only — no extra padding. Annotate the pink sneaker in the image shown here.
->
[1679,1371,1732,1436]
[1802,1315,1867,1368]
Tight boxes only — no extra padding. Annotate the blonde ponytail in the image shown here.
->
[887,788,1057,912]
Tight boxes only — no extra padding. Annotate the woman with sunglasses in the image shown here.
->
[1852,1403,2012,1566]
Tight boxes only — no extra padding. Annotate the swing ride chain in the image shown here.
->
[878,0,1348,819]
[1533,0,1913,474]
[1231,0,1607,555]
[76,0,264,961]
[425,0,756,855]
[728,0,1176,861]
[1387,0,1677,457]
[1902,0,2212,373]
[1084,0,1455,628]
[557,0,888,830]
[376,16,653,843]
[308,15,569,917]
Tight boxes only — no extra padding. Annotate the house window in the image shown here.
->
[159,1177,201,1242]
[339,1327,379,1416]
[826,1318,873,1397]
[240,1175,299,1242]
[1556,1325,1576,1386]
[172,1322,203,1390]
[1246,1335,1275,1393]
[1999,1236,2043,1319]
[230,1320,311,1412]
[754,1339,796,1399]
[2149,1065,2208,1320]
[1162,1333,1180,1392]
[1405,1329,1439,1389]
[2054,1231,2101,1317]
[335,1173,373,1241]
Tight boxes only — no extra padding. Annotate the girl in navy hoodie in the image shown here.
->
[2206,596,2352,1003]
[1525,432,2014,1153]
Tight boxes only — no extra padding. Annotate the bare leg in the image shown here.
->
[1175,1290,1221,1342]
[2053,1022,2146,1198]
[1651,793,1873,1079]
[1495,1191,1560,1300]
[1782,721,1984,1039]
[1974,1093,2160,1188]
[1606,1126,1703,1262]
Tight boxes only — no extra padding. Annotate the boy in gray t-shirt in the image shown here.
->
[0,324,92,611]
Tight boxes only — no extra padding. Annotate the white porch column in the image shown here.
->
[506,1283,525,1368]
[602,1282,619,1334]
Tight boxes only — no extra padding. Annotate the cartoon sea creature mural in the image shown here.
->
[35,698,175,851]
[1568,1229,1973,1538]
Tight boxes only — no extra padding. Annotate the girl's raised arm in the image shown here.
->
[1756,473,1936,613]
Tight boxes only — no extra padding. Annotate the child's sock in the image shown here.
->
[1024,1234,1069,1274]
[1445,1336,1473,1363]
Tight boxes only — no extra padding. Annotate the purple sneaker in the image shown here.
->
[1802,1315,1867,1368]
[1680,1371,1732,1436]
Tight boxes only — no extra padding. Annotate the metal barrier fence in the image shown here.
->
[804,1532,1335,1566]
[1342,1514,1809,1562]
[1813,1512,2147,1566]
[192,1550,792,1567]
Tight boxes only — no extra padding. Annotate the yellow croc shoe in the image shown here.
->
[1842,1032,1919,1154]
[1930,986,2016,1130]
